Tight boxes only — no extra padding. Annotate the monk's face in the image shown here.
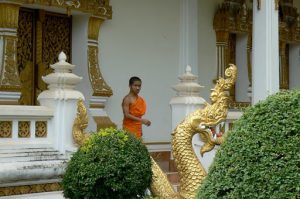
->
[130,80,142,95]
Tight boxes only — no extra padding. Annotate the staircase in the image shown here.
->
[150,151,180,192]
[0,148,68,188]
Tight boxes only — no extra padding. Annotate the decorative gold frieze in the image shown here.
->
[18,121,30,138]
[0,182,62,196]
[88,45,113,97]
[0,121,12,138]
[9,0,112,19]
[35,121,47,137]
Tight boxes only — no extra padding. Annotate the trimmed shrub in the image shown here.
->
[62,128,152,199]
[196,90,300,199]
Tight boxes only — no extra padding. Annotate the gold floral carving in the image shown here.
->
[88,46,113,97]
[0,121,12,138]
[17,9,35,105]
[35,121,47,137]
[150,65,237,199]
[0,3,21,92]
[0,36,21,91]
[0,182,62,196]
[18,121,30,138]
[9,0,112,19]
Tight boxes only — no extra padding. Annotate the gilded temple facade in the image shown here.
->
[1,0,300,198]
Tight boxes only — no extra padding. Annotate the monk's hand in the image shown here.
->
[142,119,151,126]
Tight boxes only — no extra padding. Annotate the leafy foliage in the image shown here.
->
[197,90,300,199]
[62,128,152,199]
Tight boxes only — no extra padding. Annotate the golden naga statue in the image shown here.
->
[150,64,237,199]
[72,64,237,199]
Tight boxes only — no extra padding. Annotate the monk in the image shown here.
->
[122,76,151,138]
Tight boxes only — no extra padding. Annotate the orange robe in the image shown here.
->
[123,96,146,138]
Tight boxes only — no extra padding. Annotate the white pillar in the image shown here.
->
[252,0,279,104]
[179,0,198,75]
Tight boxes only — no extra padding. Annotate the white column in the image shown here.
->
[252,0,279,104]
[179,0,198,75]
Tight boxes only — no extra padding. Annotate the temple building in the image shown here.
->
[0,0,299,198]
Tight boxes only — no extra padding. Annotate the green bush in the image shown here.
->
[62,128,152,199]
[196,90,300,199]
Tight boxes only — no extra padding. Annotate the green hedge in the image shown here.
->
[62,128,152,199]
[196,90,300,199]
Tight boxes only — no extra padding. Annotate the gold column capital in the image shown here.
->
[88,16,104,41]
[0,3,20,29]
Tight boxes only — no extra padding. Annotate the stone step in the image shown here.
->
[150,151,181,192]
[0,148,67,163]
[166,171,180,184]
[0,160,67,185]
[0,148,56,154]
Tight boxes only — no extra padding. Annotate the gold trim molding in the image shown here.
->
[8,0,112,19]
[0,183,62,196]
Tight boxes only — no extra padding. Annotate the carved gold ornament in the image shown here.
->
[150,64,237,199]
[18,121,30,138]
[0,121,12,138]
[35,121,47,137]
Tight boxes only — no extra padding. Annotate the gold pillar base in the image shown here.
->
[93,116,116,131]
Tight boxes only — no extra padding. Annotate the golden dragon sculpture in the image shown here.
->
[71,64,237,199]
[150,64,237,199]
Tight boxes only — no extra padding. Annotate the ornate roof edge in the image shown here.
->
[7,0,112,19]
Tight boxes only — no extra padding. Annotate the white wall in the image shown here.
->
[100,0,180,142]
[289,44,300,89]
[236,34,250,102]
[198,0,223,102]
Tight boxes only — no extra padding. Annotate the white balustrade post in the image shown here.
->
[37,52,84,153]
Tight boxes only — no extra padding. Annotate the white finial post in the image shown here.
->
[58,51,67,63]
[37,52,84,153]
[185,65,192,74]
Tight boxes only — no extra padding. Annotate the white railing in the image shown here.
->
[0,105,54,149]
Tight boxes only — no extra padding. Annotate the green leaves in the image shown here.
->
[196,90,300,199]
[62,128,152,199]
